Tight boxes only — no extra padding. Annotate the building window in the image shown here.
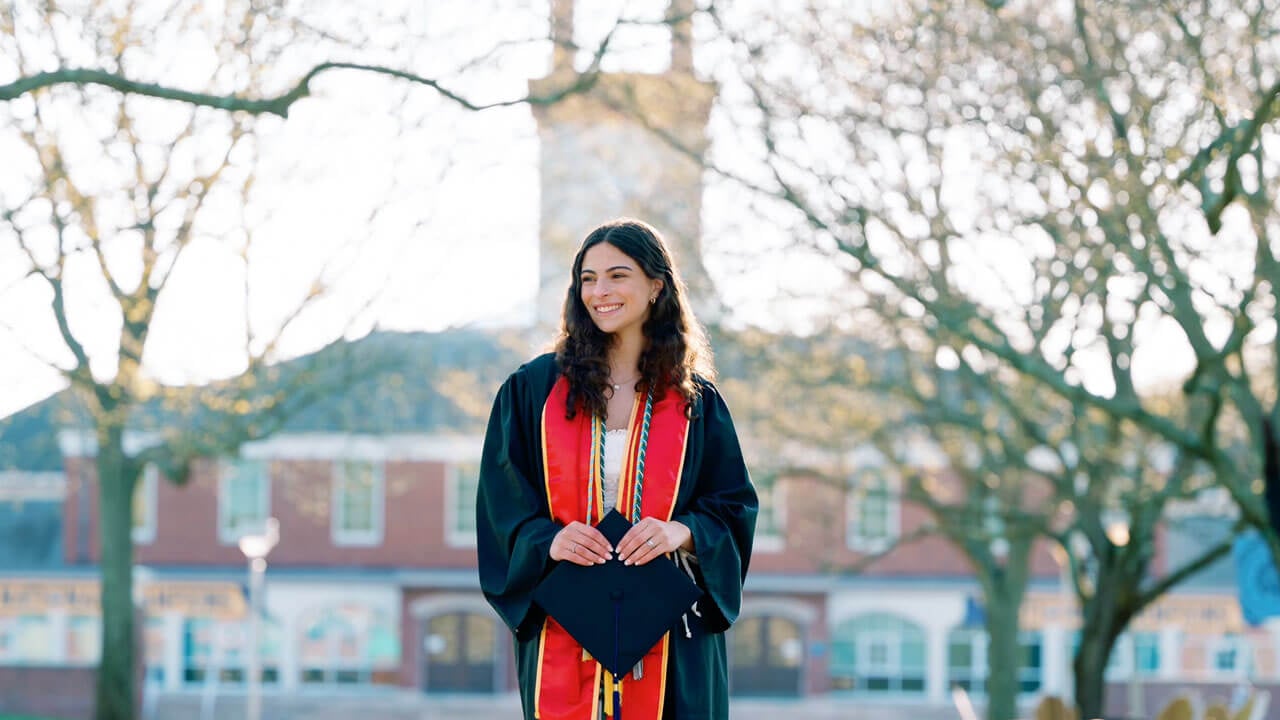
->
[947,628,1043,695]
[1019,633,1043,694]
[847,468,900,552]
[182,618,281,685]
[1105,632,1161,679]
[333,460,384,546]
[67,615,101,664]
[1208,635,1248,677]
[300,605,399,685]
[144,616,166,685]
[447,462,480,547]
[132,464,158,544]
[0,615,54,663]
[219,459,269,543]
[754,479,785,552]
[830,613,926,695]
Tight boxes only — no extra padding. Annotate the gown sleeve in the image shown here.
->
[672,381,758,633]
[476,369,561,641]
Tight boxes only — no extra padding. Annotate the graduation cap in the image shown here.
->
[534,509,703,712]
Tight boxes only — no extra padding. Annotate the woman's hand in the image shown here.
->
[617,518,693,566]
[549,522,612,566]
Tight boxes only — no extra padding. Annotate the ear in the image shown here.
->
[649,278,664,302]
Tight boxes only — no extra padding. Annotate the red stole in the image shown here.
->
[536,376,691,720]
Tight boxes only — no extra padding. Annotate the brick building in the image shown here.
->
[0,1,1271,717]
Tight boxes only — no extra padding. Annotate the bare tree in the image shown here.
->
[0,2,664,718]
[686,1,1276,716]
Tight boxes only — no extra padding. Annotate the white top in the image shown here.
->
[602,428,698,565]
[602,429,627,510]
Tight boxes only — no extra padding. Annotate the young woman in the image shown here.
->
[476,218,757,719]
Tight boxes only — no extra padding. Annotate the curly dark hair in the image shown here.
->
[554,218,714,420]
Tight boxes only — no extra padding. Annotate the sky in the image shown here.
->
[0,0,857,419]
[0,0,1260,420]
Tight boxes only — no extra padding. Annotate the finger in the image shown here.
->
[622,532,662,565]
[561,523,608,561]
[581,527,614,554]
[624,538,661,566]
[565,539,601,566]
[617,521,656,558]
[570,531,610,563]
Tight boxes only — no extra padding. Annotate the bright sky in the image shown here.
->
[0,0,1258,420]
[0,0,781,417]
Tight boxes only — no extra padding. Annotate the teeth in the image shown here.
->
[596,304,622,313]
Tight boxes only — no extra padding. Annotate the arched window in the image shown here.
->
[830,613,926,694]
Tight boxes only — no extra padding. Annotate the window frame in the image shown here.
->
[331,460,385,547]
[132,464,159,545]
[1207,635,1248,678]
[445,461,480,548]
[846,468,901,553]
[754,479,786,552]
[217,459,271,545]
[829,613,927,696]
[947,627,1044,696]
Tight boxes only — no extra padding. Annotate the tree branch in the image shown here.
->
[0,55,607,116]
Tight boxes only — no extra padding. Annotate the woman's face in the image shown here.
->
[579,242,663,340]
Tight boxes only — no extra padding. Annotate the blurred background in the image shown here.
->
[1,1,1277,719]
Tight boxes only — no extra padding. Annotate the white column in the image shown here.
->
[163,611,184,691]
[48,609,69,663]
[1041,625,1067,696]
[279,611,300,692]
[927,622,950,703]
[1158,627,1181,680]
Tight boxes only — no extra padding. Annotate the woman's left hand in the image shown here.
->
[616,518,693,566]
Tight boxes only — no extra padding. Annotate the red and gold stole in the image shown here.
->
[535,375,691,720]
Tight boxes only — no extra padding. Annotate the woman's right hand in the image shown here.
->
[549,522,612,565]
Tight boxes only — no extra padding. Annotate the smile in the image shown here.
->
[594,303,622,314]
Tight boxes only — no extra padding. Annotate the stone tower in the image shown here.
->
[531,0,717,332]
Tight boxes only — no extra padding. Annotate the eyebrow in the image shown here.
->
[580,265,635,275]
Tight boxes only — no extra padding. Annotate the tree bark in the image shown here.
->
[1073,624,1119,720]
[94,421,138,720]
[984,594,1022,720]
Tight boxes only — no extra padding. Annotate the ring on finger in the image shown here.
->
[646,539,656,548]
[571,543,578,555]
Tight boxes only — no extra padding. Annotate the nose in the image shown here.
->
[590,280,610,299]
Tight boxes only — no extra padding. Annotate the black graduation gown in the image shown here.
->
[476,353,758,719]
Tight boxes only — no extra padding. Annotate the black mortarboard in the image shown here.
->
[533,508,703,679]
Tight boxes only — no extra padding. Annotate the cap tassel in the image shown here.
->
[611,595,622,719]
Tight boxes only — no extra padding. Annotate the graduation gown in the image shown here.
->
[476,353,758,719]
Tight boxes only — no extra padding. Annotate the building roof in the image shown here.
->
[0,329,526,472]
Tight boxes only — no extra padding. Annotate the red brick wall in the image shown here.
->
[748,472,1104,579]
[64,455,479,568]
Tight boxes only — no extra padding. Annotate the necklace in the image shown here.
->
[609,374,641,391]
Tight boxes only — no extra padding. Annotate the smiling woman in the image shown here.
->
[476,218,759,720]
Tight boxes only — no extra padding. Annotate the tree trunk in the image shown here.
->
[984,596,1021,720]
[1073,627,1118,720]
[95,422,138,720]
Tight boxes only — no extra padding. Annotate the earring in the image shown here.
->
[649,296,656,304]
